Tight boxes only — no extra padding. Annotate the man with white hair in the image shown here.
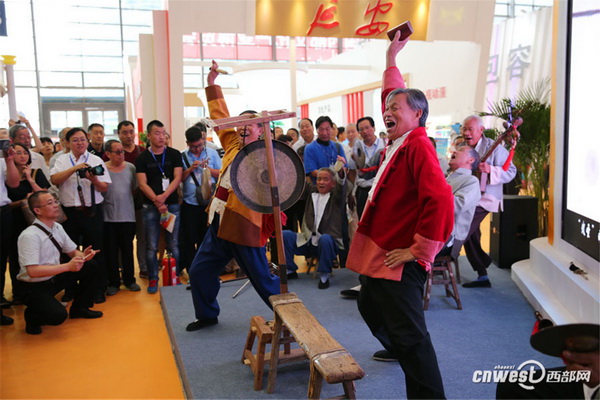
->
[460,115,516,288]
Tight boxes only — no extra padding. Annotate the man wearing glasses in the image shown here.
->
[179,125,221,277]
[17,190,102,335]
[51,128,111,304]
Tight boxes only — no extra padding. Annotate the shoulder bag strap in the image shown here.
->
[182,153,200,187]
[32,222,63,255]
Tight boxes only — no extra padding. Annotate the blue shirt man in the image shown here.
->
[179,126,222,275]
[303,115,347,183]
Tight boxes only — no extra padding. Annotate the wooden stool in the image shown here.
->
[267,293,364,399]
[423,256,462,310]
[242,316,305,390]
[306,257,337,279]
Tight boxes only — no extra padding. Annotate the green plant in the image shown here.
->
[480,78,551,236]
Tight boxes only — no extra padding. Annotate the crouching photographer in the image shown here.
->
[18,190,103,335]
[50,128,111,304]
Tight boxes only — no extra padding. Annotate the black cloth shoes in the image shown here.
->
[70,307,104,319]
[462,279,491,288]
[186,318,218,331]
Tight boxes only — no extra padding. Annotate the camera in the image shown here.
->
[78,164,105,178]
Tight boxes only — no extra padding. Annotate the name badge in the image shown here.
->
[162,178,170,191]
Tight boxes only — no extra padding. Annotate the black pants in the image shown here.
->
[178,202,209,274]
[7,208,31,302]
[0,205,14,299]
[463,206,492,276]
[104,222,136,287]
[22,260,97,328]
[355,186,370,220]
[62,206,106,292]
[358,263,445,399]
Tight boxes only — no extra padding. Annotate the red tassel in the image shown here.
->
[502,149,515,171]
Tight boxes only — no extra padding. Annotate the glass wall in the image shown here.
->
[1,0,163,137]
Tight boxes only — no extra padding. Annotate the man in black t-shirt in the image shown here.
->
[135,120,182,294]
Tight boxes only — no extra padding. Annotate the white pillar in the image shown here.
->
[1,55,18,121]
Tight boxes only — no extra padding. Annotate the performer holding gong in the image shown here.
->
[186,61,281,332]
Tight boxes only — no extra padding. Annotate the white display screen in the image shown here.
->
[563,0,600,261]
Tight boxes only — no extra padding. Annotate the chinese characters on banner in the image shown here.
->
[355,0,393,36]
[307,0,394,37]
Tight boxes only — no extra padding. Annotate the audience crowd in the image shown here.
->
[1,108,487,332]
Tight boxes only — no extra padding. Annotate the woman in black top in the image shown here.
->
[6,143,50,304]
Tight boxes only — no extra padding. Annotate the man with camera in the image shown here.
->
[51,128,111,303]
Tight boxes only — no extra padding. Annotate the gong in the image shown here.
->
[231,140,305,214]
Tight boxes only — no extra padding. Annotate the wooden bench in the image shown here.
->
[267,293,364,399]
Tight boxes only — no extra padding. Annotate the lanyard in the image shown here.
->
[69,152,90,207]
[150,149,167,178]
[69,152,89,167]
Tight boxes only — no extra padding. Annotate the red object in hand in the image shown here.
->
[162,253,180,286]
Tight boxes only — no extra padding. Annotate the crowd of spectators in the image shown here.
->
[1,105,486,332]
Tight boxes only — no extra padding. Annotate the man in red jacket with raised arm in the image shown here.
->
[347,32,454,399]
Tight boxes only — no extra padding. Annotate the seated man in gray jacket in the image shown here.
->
[283,167,347,289]
[439,144,482,259]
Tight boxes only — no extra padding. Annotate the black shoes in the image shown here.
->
[94,293,106,304]
[70,307,104,319]
[318,279,330,289]
[25,321,42,335]
[463,279,491,288]
[61,289,75,303]
[372,349,398,362]
[186,318,218,331]
[340,289,359,299]
[287,272,299,280]
[1,314,14,326]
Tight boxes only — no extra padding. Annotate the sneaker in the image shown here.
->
[148,280,158,294]
[106,286,120,296]
[186,317,218,331]
[462,279,491,288]
[340,289,359,299]
[372,349,398,362]
[139,270,148,279]
[125,282,141,292]
[318,279,330,289]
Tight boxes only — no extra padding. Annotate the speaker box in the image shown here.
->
[490,195,539,269]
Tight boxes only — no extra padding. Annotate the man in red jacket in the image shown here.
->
[347,32,454,399]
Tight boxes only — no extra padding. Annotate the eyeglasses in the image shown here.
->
[109,150,124,155]
[188,144,205,150]
[38,199,60,207]
[70,138,88,144]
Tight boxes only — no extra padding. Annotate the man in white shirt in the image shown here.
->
[17,190,102,335]
[51,127,111,303]
[460,115,517,288]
